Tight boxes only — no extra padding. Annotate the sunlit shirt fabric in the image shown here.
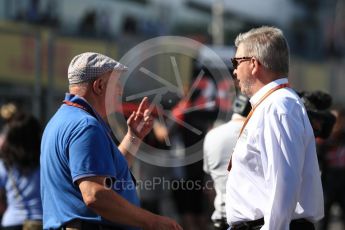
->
[226,78,324,230]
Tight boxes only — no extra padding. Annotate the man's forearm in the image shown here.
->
[90,188,153,227]
[79,177,154,228]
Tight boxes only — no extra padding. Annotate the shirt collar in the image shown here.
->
[249,77,288,107]
[64,93,111,132]
[64,93,91,109]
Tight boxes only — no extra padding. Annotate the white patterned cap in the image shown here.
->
[68,52,128,84]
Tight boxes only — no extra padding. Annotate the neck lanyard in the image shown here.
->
[63,100,96,117]
[227,83,290,171]
[63,99,111,135]
[63,99,110,128]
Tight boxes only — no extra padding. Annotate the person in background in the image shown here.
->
[40,52,182,230]
[170,74,217,230]
[318,106,345,230]
[0,112,42,230]
[0,103,18,129]
[226,26,324,230]
[203,93,251,230]
[0,102,19,221]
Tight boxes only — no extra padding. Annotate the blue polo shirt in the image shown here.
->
[40,94,140,229]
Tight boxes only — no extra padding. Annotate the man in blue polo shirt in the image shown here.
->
[40,52,182,230]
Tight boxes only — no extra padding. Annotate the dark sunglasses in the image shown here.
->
[231,57,252,69]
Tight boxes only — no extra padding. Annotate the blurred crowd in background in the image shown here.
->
[0,0,345,229]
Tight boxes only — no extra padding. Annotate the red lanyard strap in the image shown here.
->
[63,100,87,110]
[63,100,97,118]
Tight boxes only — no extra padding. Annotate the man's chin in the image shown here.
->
[240,88,251,97]
[238,86,245,95]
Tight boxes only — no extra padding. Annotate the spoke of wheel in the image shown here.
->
[183,69,204,103]
[139,67,181,95]
[170,56,184,96]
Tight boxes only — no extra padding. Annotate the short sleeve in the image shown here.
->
[68,122,116,183]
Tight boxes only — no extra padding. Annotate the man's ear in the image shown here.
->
[92,78,105,96]
[251,58,260,75]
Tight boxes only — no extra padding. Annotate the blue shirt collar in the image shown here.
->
[64,93,111,133]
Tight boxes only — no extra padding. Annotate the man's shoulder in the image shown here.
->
[266,89,303,114]
[205,122,229,140]
[42,106,102,144]
[205,121,242,145]
[49,105,99,128]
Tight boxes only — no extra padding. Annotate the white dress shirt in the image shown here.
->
[203,114,244,221]
[226,78,324,230]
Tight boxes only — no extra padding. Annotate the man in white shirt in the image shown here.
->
[204,94,251,230]
[226,26,324,230]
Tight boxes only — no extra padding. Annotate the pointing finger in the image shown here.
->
[137,97,149,114]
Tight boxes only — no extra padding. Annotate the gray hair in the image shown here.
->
[235,26,289,75]
[69,81,92,95]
